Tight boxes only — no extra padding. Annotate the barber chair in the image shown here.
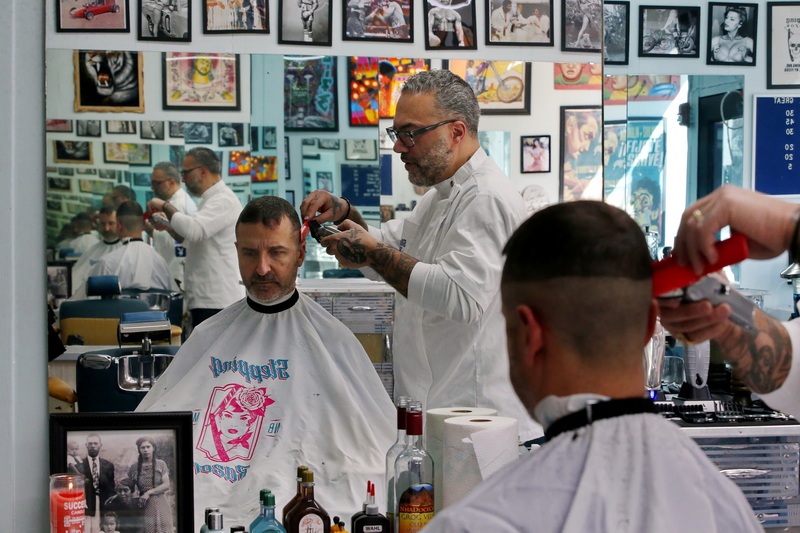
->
[76,311,178,412]
[59,276,150,345]
[121,288,184,341]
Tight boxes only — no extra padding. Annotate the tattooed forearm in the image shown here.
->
[714,309,792,394]
[336,233,368,264]
[366,242,418,298]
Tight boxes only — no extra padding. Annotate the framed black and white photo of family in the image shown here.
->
[50,412,194,533]
[638,5,700,57]
[768,2,800,88]
[278,0,332,45]
[562,0,602,52]
[485,0,553,47]
[604,1,630,64]
[203,0,268,34]
[343,0,413,42]
[423,0,478,50]
[707,3,757,66]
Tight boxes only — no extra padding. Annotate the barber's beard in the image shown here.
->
[404,137,453,187]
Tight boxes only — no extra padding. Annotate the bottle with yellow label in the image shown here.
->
[393,402,433,533]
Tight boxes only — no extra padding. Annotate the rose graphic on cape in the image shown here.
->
[197,384,274,462]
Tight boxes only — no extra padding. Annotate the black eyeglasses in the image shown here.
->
[150,179,170,187]
[180,166,201,177]
[386,119,457,148]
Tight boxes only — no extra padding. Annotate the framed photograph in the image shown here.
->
[54,141,94,164]
[638,5,700,57]
[345,139,378,160]
[278,0,332,45]
[49,412,193,533]
[105,143,132,163]
[74,51,144,113]
[162,52,241,111]
[562,0,602,52]
[58,167,76,176]
[625,118,666,235]
[107,120,138,134]
[348,57,380,127]
[284,56,339,132]
[47,262,72,300]
[203,0,268,33]
[559,106,602,201]
[47,120,74,133]
[138,0,191,41]
[604,1,630,64]
[140,120,165,140]
[316,170,333,191]
[343,0,412,42]
[76,120,102,138]
[184,122,213,144]
[318,138,341,150]
[424,0,477,50]
[229,151,251,175]
[56,0,131,32]
[377,58,430,118]
[706,3,757,65]
[104,142,151,165]
[76,167,98,175]
[250,126,259,151]
[168,121,185,138]
[486,0,553,46]
[444,59,531,115]
[78,179,95,193]
[98,169,117,180]
[521,135,551,173]
[218,123,245,147]
[768,2,800,88]
[48,177,73,192]
[603,121,628,208]
[285,189,295,206]
[262,126,277,149]
[284,136,291,179]
[251,155,278,182]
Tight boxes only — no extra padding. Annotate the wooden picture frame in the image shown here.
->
[604,1,630,64]
[485,0,553,46]
[562,0,602,52]
[423,0,477,50]
[559,106,602,201]
[138,0,191,41]
[284,56,339,132]
[638,5,700,58]
[767,2,800,88]
[49,412,193,533]
[444,59,531,115]
[343,0,413,42]
[277,0,332,45]
[345,139,378,160]
[203,0,268,33]
[162,53,241,111]
[54,141,94,164]
[521,135,551,173]
[706,3,757,66]
[56,0,131,33]
[74,51,144,113]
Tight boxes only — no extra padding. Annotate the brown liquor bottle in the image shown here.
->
[282,465,309,524]
[284,470,331,533]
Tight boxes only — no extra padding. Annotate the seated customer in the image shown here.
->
[136,196,394,525]
[71,201,177,300]
[71,205,122,291]
[424,201,762,532]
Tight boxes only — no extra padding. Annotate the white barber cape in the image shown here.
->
[137,291,395,526]
[424,394,763,533]
[70,239,122,290]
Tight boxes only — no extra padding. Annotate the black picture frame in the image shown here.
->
[140,120,165,140]
[423,0,478,50]
[56,0,131,33]
[318,139,341,150]
[638,5,700,58]
[343,0,413,42]
[284,136,291,179]
[443,59,532,116]
[559,105,603,201]
[345,139,378,160]
[562,0,602,52]
[277,0,332,45]
[168,121,185,138]
[218,123,245,147]
[262,126,277,149]
[604,1,630,64]
[520,135,551,173]
[284,56,339,132]
[49,412,193,533]
[485,0,553,46]
[76,120,102,138]
[767,2,800,89]
[107,120,138,134]
[202,0,269,34]
[706,3,757,66]
[162,53,242,111]
[137,0,191,41]
[184,122,213,144]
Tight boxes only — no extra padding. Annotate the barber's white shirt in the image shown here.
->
[152,187,196,285]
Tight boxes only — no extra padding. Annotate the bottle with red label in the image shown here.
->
[285,470,331,533]
[393,402,434,533]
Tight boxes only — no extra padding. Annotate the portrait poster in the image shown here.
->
[602,121,628,209]
[74,51,144,113]
[554,63,603,90]
[603,1,630,64]
[377,58,430,118]
[768,2,800,88]
[57,0,131,32]
[445,59,531,115]
[284,56,339,132]
[343,0,413,42]
[625,118,666,239]
[138,0,191,41]
[423,0,478,50]
[162,53,241,111]
[349,57,380,127]
[521,135,551,173]
[561,0,602,52]
[278,0,332,45]
[706,3,757,66]
[54,141,94,164]
[603,75,629,105]
[559,106,602,201]
[638,5,700,57]
[251,155,278,182]
[203,0,268,34]
[485,0,553,46]
[229,151,251,175]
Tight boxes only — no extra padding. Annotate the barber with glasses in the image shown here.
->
[300,69,541,443]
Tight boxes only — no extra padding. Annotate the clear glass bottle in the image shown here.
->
[282,465,309,524]
[251,489,287,533]
[385,396,410,532]
[285,470,331,533]
[394,402,434,533]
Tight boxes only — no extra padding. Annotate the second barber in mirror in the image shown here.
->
[301,69,542,441]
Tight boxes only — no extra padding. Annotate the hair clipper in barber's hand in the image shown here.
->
[308,220,342,244]
[661,273,757,331]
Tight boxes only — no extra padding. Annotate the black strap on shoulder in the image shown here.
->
[544,397,657,442]
[246,289,300,314]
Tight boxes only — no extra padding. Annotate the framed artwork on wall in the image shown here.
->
[520,135,551,173]
[485,0,553,46]
[707,3,757,66]
[423,0,477,50]
[444,59,531,115]
[137,0,191,41]
[229,151,252,175]
[562,0,602,52]
[345,139,378,160]
[343,0,413,42]
[278,0,332,45]
[54,141,94,164]
[251,155,278,182]
[218,123,245,147]
[559,106,602,201]
[76,120,102,138]
[168,121,185,138]
[56,0,131,33]
[284,56,339,132]
[604,1,630,64]
[767,2,800,88]
[184,122,213,144]
[203,0,268,33]
[638,5,700,58]
[262,126,277,149]
[162,53,241,111]
[103,142,151,165]
[377,58,430,119]
[318,139,341,150]
[349,56,380,127]
[107,120,138,134]
[140,120,165,140]
[47,120,74,133]
[74,51,144,113]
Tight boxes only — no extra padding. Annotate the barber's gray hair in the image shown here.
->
[153,161,181,184]
[186,147,221,174]
[400,69,480,135]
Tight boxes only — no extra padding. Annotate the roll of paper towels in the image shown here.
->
[426,407,497,512]
[442,416,519,508]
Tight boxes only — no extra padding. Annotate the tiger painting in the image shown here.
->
[74,50,144,112]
